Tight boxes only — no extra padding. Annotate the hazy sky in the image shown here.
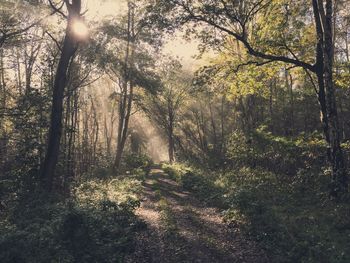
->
[83,0,200,65]
[84,0,125,18]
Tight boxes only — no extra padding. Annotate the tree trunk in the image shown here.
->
[168,113,175,164]
[40,0,81,192]
[322,0,347,196]
[0,49,7,167]
[113,2,135,172]
[168,133,175,164]
[209,100,218,153]
[313,0,348,196]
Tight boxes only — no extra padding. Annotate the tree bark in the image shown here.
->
[0,49,7,168]
[113,2,136,172]
[40,0,81,192]
[168,109,175,164]
[313,0,348,196]
[322,0,347,195]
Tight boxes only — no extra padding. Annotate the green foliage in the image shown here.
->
[124,153,153,174]
[227,126,327,177]
[74,175,142,206]
[158,197,177,235]
[162,163,224,207]
[221,130,349,262]
[222,168,350,263]
[0,176,145,263]
[169,130,350,263]
[162,163,190,181]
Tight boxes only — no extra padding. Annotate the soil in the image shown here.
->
[126,168,267,263]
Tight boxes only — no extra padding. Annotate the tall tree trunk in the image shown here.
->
[0,49,7,167]
[114,2,135,172]
[209,100,218,153]
[220,95,226,154]
[288,71,294,135]
[269,80,275,132]
[168,110,175,164]
[313,0,348,196]
[114,81,134,171]
[168,133,175,164]
[91,98,99,166]
[40,0,81,192]
[323,0,347,195]
[16,48,22,94]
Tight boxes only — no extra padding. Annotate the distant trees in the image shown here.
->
[141,59,189,163]
[1,0,349,198]
[0,1,51,184]
[100,0,161,172]
[146,0,349,196]
[113,2,137,172]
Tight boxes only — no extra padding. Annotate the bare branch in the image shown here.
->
[48,0,67,19]
[45,31,62,51]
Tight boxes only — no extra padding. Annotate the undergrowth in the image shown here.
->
[158,197,177,235]
[0,174,145,263]
[163,128,350,263]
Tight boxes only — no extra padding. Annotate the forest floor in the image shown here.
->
[126,167,267,263]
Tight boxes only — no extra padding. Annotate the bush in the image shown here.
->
[170,127,350,263]
[124,153,152,171]
[0,176,145,263]
[226,127,326,177]
[221,167,350,263]
[162,163,224,207]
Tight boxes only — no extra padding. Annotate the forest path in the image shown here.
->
[126,167,267,263]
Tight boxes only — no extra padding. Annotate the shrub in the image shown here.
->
[162,163,224,207]
[124,153,152,171]
[222,168,350,263]
[0,176,145,263]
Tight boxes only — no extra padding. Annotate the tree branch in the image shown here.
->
[232,60,274,73]
[45,31,62,51]
[177,1,316,72]
[48,0,67,19]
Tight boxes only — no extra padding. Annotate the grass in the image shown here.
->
[158,197,178,235]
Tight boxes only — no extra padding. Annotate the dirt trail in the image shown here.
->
[126,168,267,263]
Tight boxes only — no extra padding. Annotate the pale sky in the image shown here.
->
[84,0,125,19]
[83,0,200,66]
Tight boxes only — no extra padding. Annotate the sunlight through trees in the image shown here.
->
[0,0,350,262]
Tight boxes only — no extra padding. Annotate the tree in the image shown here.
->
[141,59,189,163]
[0,0,61,48]
[101,0,161,172]
[146,0,348,196]
[113,1,137,172]
[40,0,87,192]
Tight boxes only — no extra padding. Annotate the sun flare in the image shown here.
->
[72,20,89,39]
